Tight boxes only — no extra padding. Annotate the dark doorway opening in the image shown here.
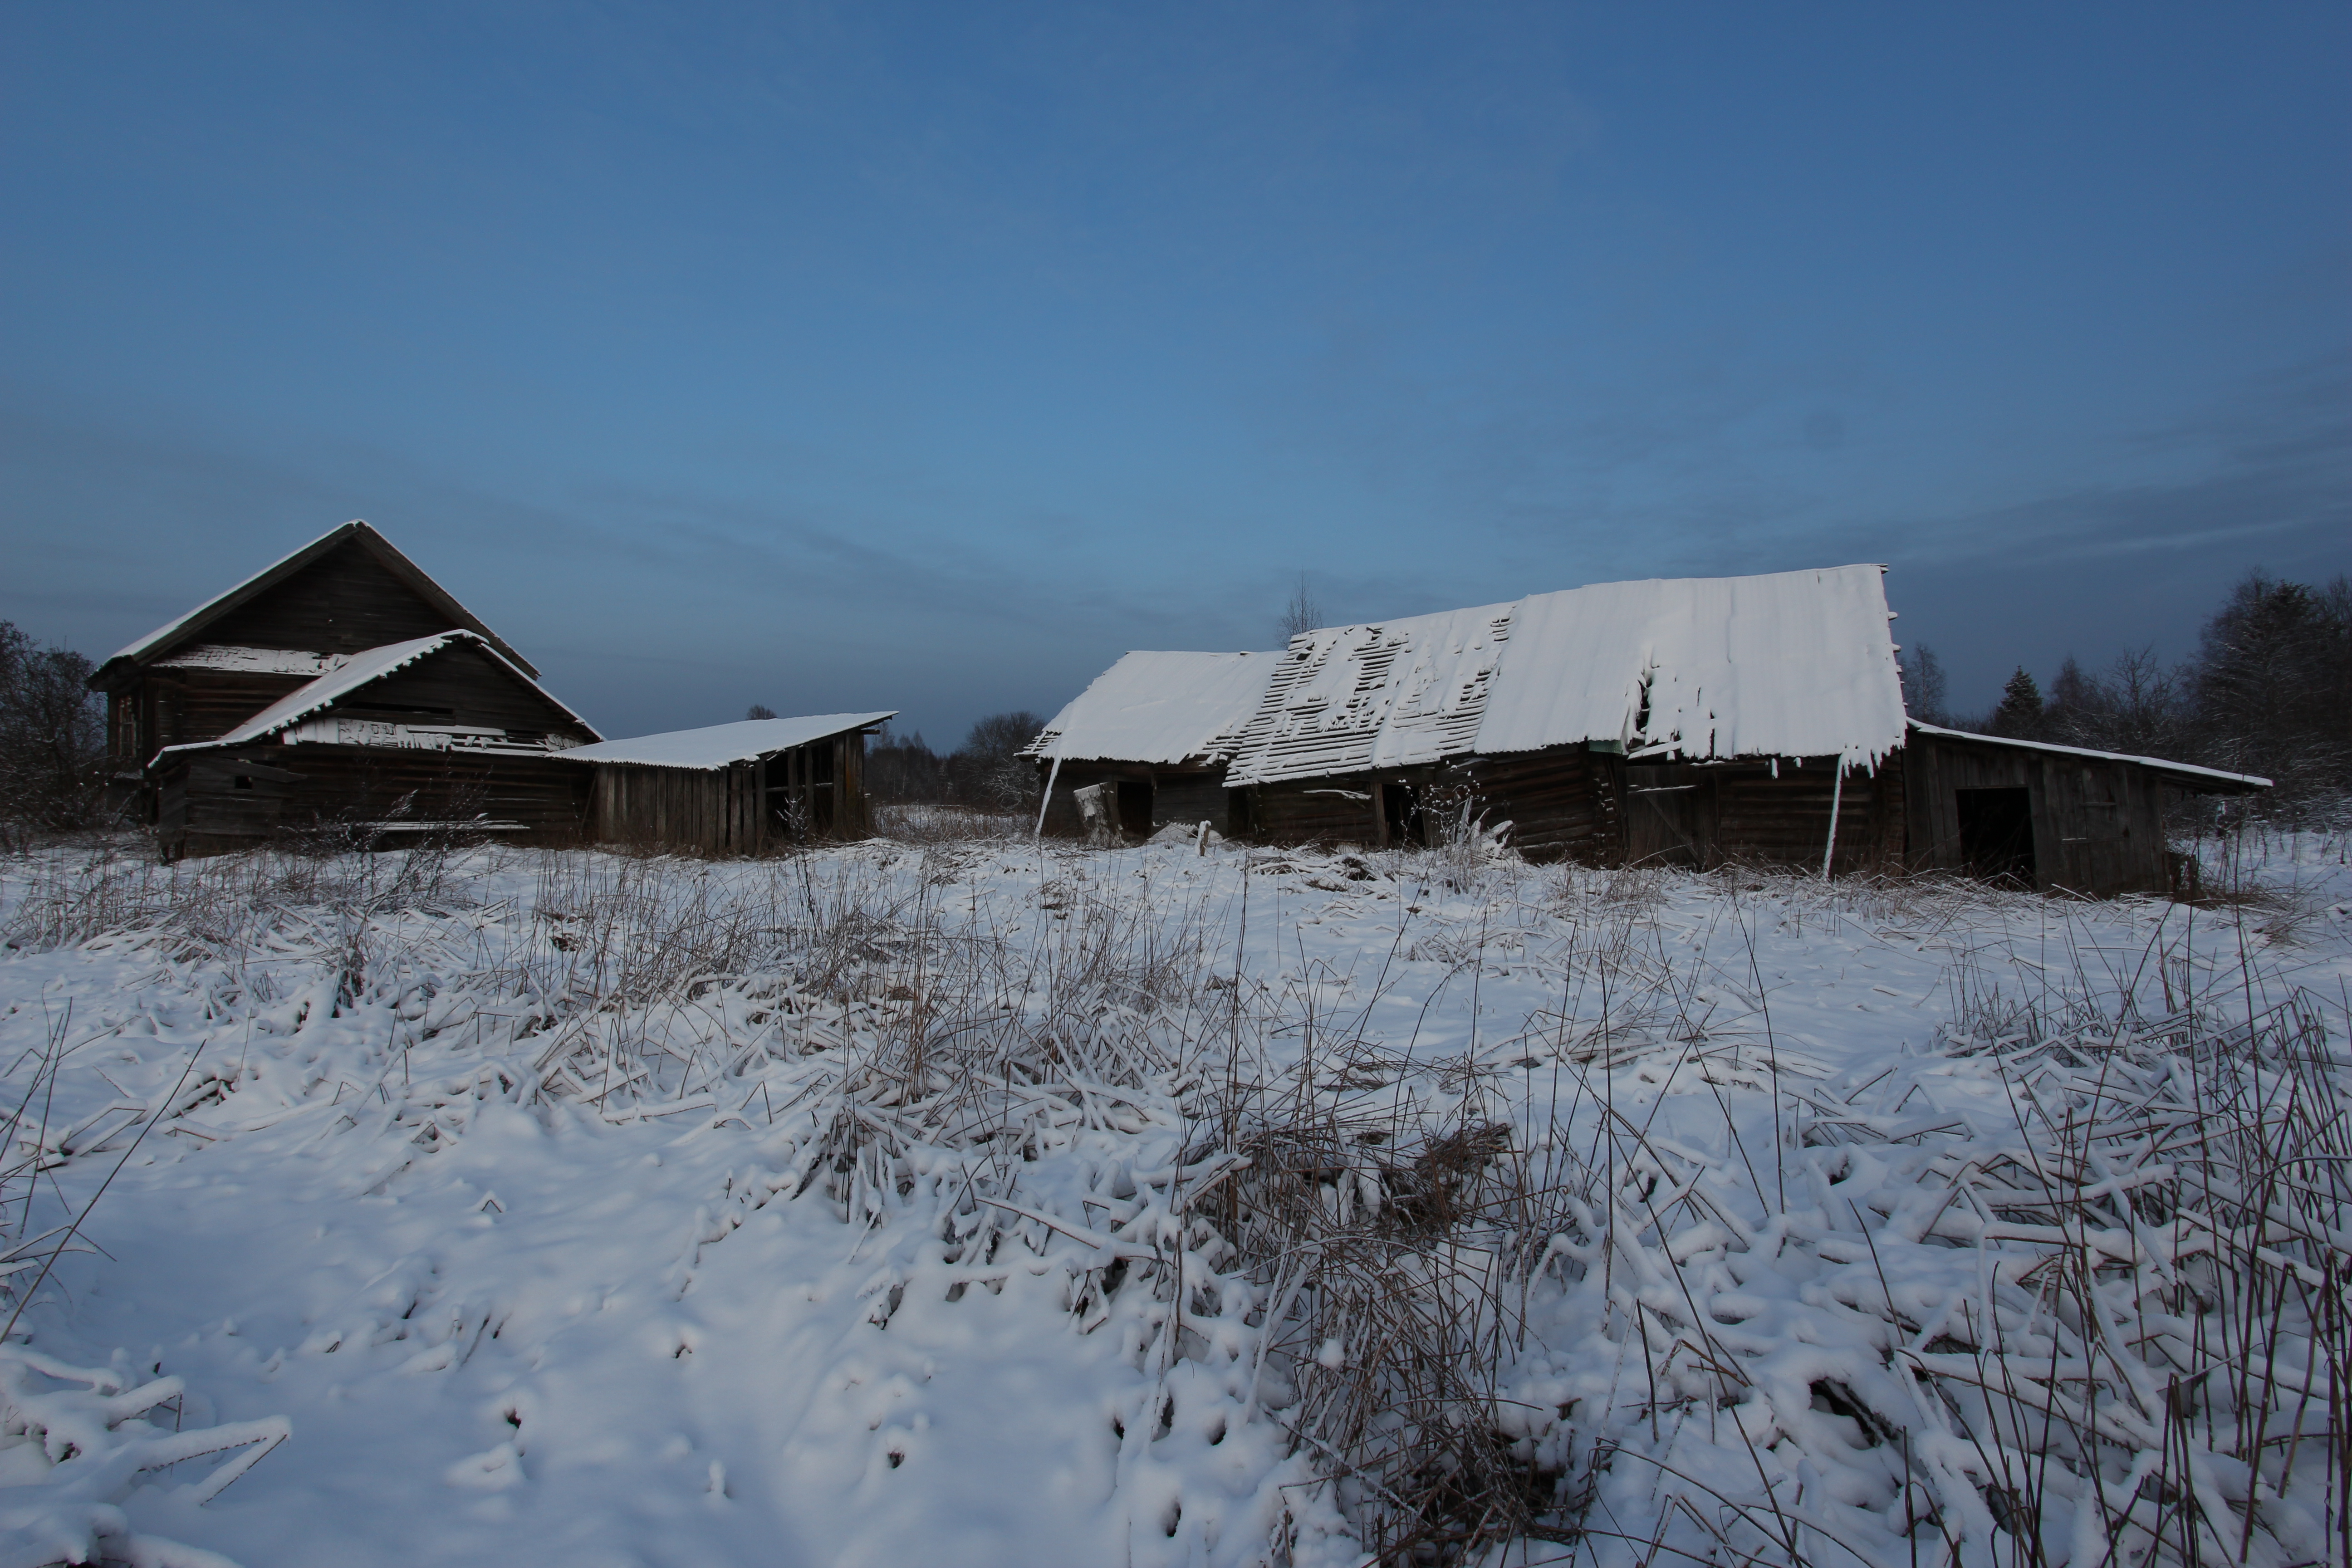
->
[1382,783,1424,847]
[766,745,837,839]
[1116,780,1154,840]
[1956,787,2035,883]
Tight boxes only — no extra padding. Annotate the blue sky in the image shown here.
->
[5,2,2345,745]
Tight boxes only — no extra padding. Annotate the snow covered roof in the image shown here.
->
[1225,565,1909,786]
[560,713,898,770]
[153,632,597,759]
[1906,722,2271,793]
[1026,652,1278,765]
[1474,566,1909,765]
[98,520,536,681]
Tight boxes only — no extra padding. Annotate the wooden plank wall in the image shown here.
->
[1713,755,1906,875]
[164,747,591,860]
[1248,774,1380,844]
[590,734,873,856]
[353,646,590,740]
[1460,747,1617,862]
[199,539,471,658]
[1901,731,2167,896]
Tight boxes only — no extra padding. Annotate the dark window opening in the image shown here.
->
[1956,787,2035,883]
[1116,780,1154,839]
[1382,782,1425,848]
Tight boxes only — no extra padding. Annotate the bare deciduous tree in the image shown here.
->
[0,621,106,844]
[1278,572,1323,643]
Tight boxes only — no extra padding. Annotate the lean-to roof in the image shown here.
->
[1905,722,2270,794]
[561,713,898,770]
[1026,652,1276,765]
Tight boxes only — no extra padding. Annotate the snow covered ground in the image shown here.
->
[0,828,2345,1567]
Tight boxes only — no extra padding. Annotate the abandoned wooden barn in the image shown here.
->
[562,712,895,855]
[1036,566,2267,895]
[89,521,603,860]
[1024,652,1276,840]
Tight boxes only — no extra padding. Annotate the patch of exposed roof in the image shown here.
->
[1906,722,2271,792]
[1223,605,1514,785]
[98,520,537,681]
[152,632,597,760]
[1222,565,1909,786]
[1026,652,1276,764]
[560,713,899,770]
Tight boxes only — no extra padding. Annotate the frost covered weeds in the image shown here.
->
[0,831,2346,1566]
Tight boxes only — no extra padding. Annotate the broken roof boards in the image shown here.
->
[564,712,898,770]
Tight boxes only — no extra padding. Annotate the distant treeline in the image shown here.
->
[1901,569,2351,815]
[864,711,1044,813]
[0,624,103,847]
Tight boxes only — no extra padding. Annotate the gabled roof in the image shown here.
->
[151,632,598,760]
[1906,722,2270,794]
[1223,565,1909,786]
[94,520,536,684]
[1026,652,1276,765]
[560,712,898,770]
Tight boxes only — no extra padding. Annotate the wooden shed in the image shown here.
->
[1034,566,2267,895]
[564,712,895,856]
[144,632,601,860]
[88,520,604,860]
[1899,722,2264,894]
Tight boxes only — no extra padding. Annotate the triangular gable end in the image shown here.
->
[92,521,538,689]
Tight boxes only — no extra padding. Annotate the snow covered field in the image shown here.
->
[0,829,2345,1567]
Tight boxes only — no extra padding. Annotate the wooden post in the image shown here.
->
[1821,762,1844,881]
[1034,755,1063,839]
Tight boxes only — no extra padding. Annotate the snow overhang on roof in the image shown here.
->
[1474,565,1911,768]
[1026,652,1276,765]
[1220,565,1910,787]
[93,520,537,685]
[559,713,899,770]
[149,632,598,763]
[1905,722,2272,794]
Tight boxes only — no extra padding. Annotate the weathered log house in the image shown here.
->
[563,712,895,855]
[89,521,602,859]
[1023,652,1277,841]
[1036,566,2266,895]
